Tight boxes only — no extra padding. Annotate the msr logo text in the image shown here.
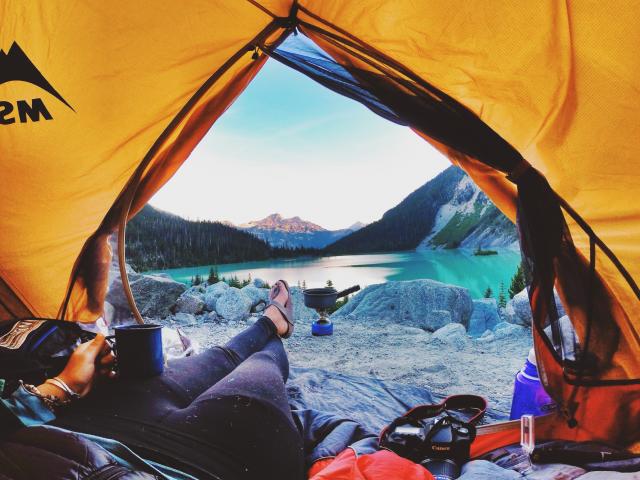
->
[0,98,52,124]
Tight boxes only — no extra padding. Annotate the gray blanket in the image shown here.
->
[287,366,507,433]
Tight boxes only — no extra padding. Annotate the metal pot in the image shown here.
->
[303,285,361,310]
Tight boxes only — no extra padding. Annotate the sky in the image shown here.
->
[149,53,449,230]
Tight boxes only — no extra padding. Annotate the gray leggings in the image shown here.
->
[53,317,304,480]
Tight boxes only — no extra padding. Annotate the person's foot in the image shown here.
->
[265,280,291,336]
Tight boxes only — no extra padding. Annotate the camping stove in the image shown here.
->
[302,285,360,337]
[311,309,333,336]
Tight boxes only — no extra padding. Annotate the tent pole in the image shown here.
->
[118,189,145,325]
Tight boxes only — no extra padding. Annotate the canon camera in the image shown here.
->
[381,412,476,480]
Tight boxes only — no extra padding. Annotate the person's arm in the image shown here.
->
[0,334,115,430]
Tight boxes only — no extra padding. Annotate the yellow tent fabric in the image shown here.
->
[1,0,638,447]
[0,1,275,319]
[297,0,640,347]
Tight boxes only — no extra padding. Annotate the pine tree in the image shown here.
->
[192,274,202,286]
[498,282,507,308]
[326,279,333,288]
[483,286,493,298]
[207,266,219,285]
[508,264,526,299]
[302,280,307,290]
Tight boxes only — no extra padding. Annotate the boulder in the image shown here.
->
[505,288,566,326]
[186,284,206,295]
[331,279,473,331]
[241,284,269,308]
[215,287,252,322]
[425,310,452,330]
[170,312,197,326]
[493,321,528,340]
[253,302,267,313]
[106,272,186,319]
[395,325,428,336]
[431,323,469,350]
[252,278,267,288]
[199,311,219,323]
[290,287,320,323]
[203,294,218,312]
[175,292,205,315]
[504,290,532,326]
[476,330,496,343]
[205,281,229,295]
[203,282,230,311]
[468,299,500,336]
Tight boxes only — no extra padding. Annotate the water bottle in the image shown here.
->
[509,348,556,420]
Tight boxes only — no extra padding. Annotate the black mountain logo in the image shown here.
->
[0,42,73,110]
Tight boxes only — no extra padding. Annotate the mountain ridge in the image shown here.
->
[235,213,365,249]
[324,166,518,254]
[239,213,327,233]
[130,167,517,270]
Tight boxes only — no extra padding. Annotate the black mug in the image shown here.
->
[112,324,164,378]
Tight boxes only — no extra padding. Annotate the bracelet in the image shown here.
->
[20,381,71,412]
[45,377,81,401]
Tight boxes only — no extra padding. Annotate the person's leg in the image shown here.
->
[160,336,303,479]
[187,335,291,414]
[160,315,280,402]
[54,315,280,425]
[140,279,292,404]
[54,281,300,478]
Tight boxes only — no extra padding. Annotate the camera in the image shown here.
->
[381,413,475,480]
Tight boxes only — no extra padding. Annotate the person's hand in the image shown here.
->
[55,334,116,398]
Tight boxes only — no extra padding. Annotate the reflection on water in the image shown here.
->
[148,249,521,299]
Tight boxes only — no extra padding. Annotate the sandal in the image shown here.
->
[266,280,295,338]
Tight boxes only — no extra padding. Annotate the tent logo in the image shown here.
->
[0,42,73,125]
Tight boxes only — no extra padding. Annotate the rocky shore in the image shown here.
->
[102,262,568,416]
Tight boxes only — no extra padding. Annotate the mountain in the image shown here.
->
[324,166,518,255]
[347,221,367,231]
[417,173,519,250]
[125,206,317,271]
[238,213,364,249]
[240,213,325,233]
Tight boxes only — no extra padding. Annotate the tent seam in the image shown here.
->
[57,20,285,322]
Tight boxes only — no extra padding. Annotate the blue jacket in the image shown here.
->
[0,385,196,479]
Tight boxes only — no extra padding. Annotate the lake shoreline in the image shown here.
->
[141,245,520,275]
[146,248,521,300]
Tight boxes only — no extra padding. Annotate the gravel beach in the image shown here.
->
[181,316,532,419]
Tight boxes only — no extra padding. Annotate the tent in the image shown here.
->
[1,0,638,455]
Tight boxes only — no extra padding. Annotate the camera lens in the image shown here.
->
[420,458,460,480]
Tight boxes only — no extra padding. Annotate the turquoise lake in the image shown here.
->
[148,249,521,299]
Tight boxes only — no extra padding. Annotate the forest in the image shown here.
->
[126,205,318,271]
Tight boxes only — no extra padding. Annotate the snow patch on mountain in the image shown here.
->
[417,174,518,251]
